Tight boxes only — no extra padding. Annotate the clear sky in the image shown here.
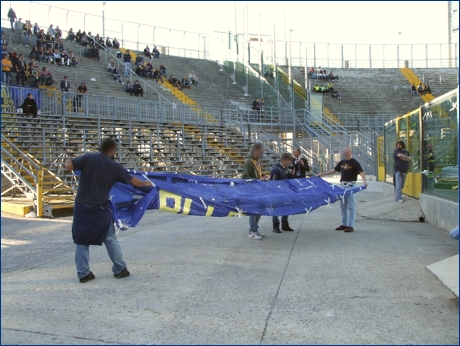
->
[1,1,450,45]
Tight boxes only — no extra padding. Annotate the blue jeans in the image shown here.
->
[2,71,11,84]
[124,62,131,76]
[75,221,126,279]
[24,33,29,45]
[249,215,261,233]
[340,193,356,227]
[273,216,288,227]
[394,171,407,201]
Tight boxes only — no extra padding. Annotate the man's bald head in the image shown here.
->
[342,146,353,160]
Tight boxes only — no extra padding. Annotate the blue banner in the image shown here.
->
[9,87,42,110]
[73,170,366,230]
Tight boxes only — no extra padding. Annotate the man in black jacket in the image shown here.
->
[270,153,296,233]
[131,80,144,97]
[15,53,26,86]
[123,50,132,76]
[21,93,38,117]
[292,148,310,178]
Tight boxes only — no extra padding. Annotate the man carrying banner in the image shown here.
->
[317,147,368,233]
[65,138,152,283]
[242,142,268,240]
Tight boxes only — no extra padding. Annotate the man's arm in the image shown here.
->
[359,171,368,187]
[317,168,337,177]
[64,158,74,171]
[129,176,153,188]
[396,153,412,161]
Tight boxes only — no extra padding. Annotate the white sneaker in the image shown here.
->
[398,199,404,203]
[248,232,262,240]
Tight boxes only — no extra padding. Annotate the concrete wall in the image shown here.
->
[419,193,459,231]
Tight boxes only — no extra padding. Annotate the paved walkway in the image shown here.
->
[1,181,458,344]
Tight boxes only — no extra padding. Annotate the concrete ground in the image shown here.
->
[1,181,458,345]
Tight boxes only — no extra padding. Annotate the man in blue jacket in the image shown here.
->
[270,153,296,233]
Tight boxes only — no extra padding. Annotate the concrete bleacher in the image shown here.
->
[282,66,458,129]
[2,28,251,110]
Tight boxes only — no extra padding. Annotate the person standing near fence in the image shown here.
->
[393,140,412,203]
[8,8,17,32]
[74,81,87,111]
[123,50,132,76]
[317,147,368,233]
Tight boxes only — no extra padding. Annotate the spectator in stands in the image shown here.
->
[75,81,88,110]
[98,36,105,48]
[107,60,122,83]
[135,53,144,66]
[29,45,39,59]
[152,46,160,58]
[69,51,78,67]
[125,81,133,93]
[54,38,65,51]
[9,49,18,70]
[182,76,191,89]
[21,93,38,118]
[112,37,120,49]
[308,67,314,76]
[1,34,8,49]
[44,47,53,63]
[68,28,76,41]
[169,75,183,90]
[87,32,94,45]
[159,64,167,77]
[259,99,265,113]
[152,68,164,83]
[26,60,39,87]
[60,49,70,66]
[300,67,305,75]
[328,71,339,81]
[188,71,199,87]
[123,50,132,76]
[131,80,144,97]
[417,83,424,96]
[144,46,152,59]
[52,49,61,65]
[60,75,71,92]
[252,98,260,119]
[80,34,89,47]
[411,83,417,96]
[15,53,27,86]
[40,66,54,85]
[55,26,62,39]
[331,90,341,99]
[105,37,112,48]
[8,8,17,32]
[32,23,40,46]
[37,46,46,63]
[424,84,432,95]
[2,54,12,84]
[135,63,146,78]
[1,45,8,59]
[14,18,24,44]
[48,24,56,38]
[23,20,32,47]
[76,29,83,43]
[37,30,47,48]
[45,30,54,50]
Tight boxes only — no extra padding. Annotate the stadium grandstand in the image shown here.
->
[1,3,458,217]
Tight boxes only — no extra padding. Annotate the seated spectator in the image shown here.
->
[60,49,70,66]
[105,37,112,47]
[188,71,199,87]
[326,82,333,93]
[125,81,133,93]
[424,83,432,95]
[107,59,117,73]
[411,83,417,96]
[94,34,101,44]
[69,51,78,67]
[20,93,38,118]
[45,30,54,49]
[144,62,154,78]
[168,74,183,90]
[54,38,64,52]
[308,67,315,75]
[68,28,76,41]
[40,66,54,85]
[76,29,83,43]
[87,32,94,45]
[27,60,39,87]
[131,80,144,97]
[48,24,56,38]
[44,47,53,63]
[98,36,105,48]
[1,33,8,49]
[182,76,191,89]
[135,53,144,66]
[37,30,47,48]
[52,49,61,65]
[29,45,39,60]
[152,46,161,58]
[112,37,120,49]
[152,68,164,83]
[331,90,341,99]
[144,46,152,59]
[55,26,62,39]
[80,35,89,47]
[2,54,13,84]
[159,64,167,76]
[328,71,339,81]
[417,83,424,96]
[135,63,146,78]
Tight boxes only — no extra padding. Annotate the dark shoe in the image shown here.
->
[335,225,347,231]
[282,226,294,232]
[79,271,95,283]
[344,227,354,233]
[114,268,130,279]
[273,227,282,233]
